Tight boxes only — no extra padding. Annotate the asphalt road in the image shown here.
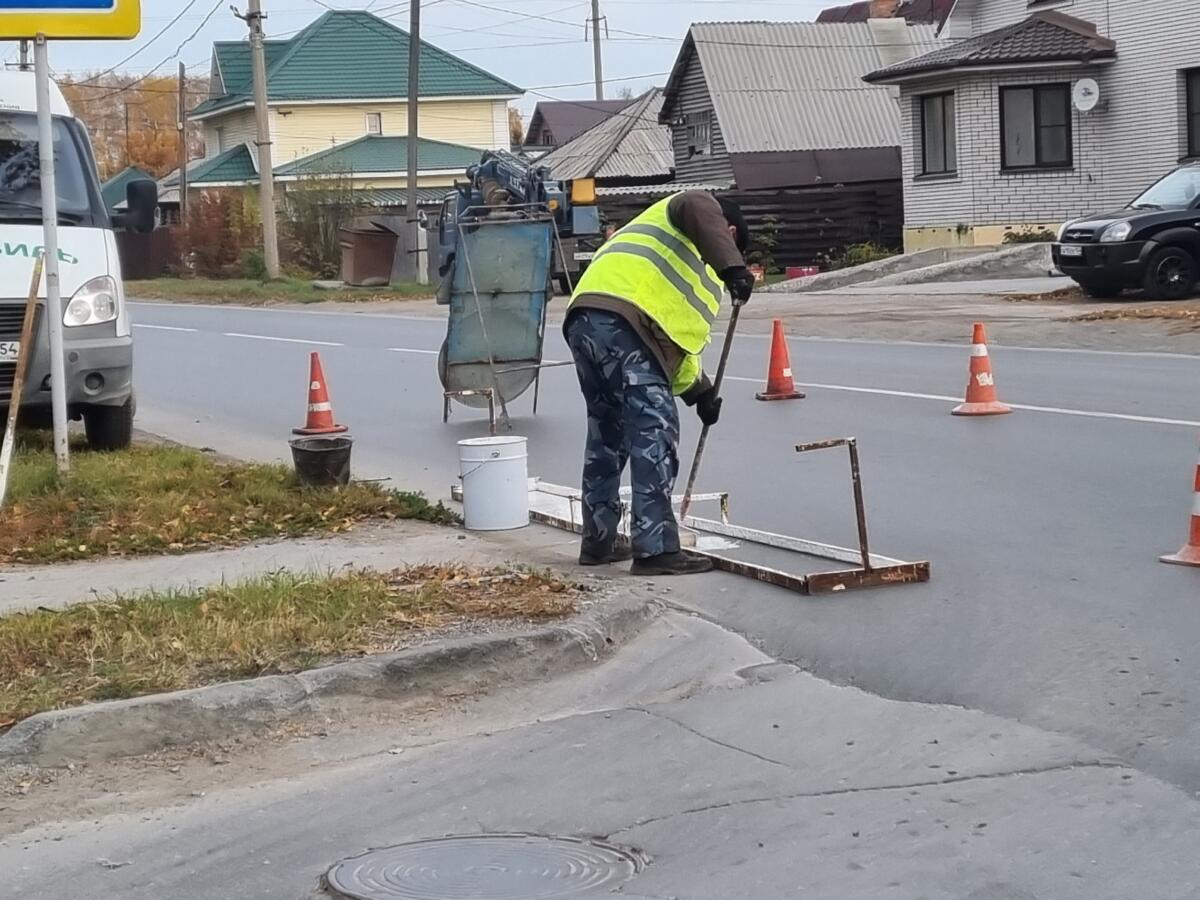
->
[128,299,1200,794]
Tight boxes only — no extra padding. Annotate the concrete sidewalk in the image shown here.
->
[0,519,588,615]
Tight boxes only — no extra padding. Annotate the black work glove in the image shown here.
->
[721,265,755,306]
[694,385,722,427]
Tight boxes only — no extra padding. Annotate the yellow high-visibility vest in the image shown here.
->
[570,194,723,394]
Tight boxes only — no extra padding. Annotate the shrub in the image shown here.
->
[281,170,361,279]
[240,248,268,281]
[822,241,895,270]
[746,213,781,273]
[1003,228,1057,244]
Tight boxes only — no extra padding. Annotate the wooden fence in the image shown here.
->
[115,228,179,280]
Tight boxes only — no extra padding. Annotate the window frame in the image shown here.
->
[918,91,957,176]
[686,110,713,158]
[365,112,383,136]
[999,83,1073,171]
[1187,69,1200,159]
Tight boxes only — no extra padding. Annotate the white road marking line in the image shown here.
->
[133,324,196,333]
[131,300,446,324]
[732,331,1200,360]
[224,332,343,347]
[724,376,1200,428]
[128,303,1200,361]
[388,347,439,355]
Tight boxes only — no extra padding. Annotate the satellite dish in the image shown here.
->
[1073,78,1101,113]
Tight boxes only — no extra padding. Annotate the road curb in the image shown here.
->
[0,589,661,769]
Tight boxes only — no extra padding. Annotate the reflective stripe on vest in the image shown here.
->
[571,195,723,373]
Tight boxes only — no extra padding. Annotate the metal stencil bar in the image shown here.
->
[682,516,905,568]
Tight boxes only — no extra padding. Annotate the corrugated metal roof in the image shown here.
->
[523,100,631,147]
[597,182,723,197]
[275,134,481,177]
[540,89,673,182]
[670,20,937,154]
[192,11,521,119]
[817,0,952,25]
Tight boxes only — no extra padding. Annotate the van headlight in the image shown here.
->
[64,276,119,327]
[1099,221,1132,243]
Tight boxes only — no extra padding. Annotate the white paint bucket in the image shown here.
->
[458,436,530,531]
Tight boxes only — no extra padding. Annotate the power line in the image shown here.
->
[88,0,225,102]
[73,0,204,86]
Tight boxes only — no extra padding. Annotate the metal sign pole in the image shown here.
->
[33,35,69,474]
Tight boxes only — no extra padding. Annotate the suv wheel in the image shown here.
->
[1142,246,1198,300]
[83,395,134,451]
[1077,280,1124,299]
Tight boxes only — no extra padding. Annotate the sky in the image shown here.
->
[1,0,836,114]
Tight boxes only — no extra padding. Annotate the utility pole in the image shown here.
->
[406,0,420,280]
[244,0,281,279]
[18,40,30,72]
[590,0,604,101]
[123,101,130,166]
[177,61,189,221]
[33,36,69,474]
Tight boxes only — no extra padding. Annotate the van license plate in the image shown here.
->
[1061,245,1083,257]
[0,341,19,361]
[573,252,595,261]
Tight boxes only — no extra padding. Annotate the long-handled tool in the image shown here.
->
[0,255,46,508]
[679,298,745,522]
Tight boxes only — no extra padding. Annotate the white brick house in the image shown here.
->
[866,1,1200,251]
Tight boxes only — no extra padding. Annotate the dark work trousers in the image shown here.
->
[564,309,681,559]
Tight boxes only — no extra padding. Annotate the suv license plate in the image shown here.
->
[0,341,19,361]
[1061,245,1084,257]
[573,251,595,261]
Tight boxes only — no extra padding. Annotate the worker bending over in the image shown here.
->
[564,191,755,576]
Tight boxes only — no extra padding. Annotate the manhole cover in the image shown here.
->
[325,833,645,900]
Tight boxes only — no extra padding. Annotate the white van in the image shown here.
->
[0,71,156,450]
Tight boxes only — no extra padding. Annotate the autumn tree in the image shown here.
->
[508,106,524,147]
[59,73,208,180]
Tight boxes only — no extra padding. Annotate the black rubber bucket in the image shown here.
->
[289,436,353,488]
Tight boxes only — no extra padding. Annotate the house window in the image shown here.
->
[919,92,956,175]
[366,112,383,135]
[686,111,713,158]
[1187,69,1200,158]
[1000,84,1072,170]
[216,126,226,154]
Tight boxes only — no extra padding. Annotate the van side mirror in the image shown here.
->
[119,179,158,233]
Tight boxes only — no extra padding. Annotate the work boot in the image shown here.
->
[579,545,635,566]
[630,551,714,576]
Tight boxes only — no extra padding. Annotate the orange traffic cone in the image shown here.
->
[952,323,1011,417]
[1160,443,1200,567]
[755,319,806,402]
[294,352,348,435]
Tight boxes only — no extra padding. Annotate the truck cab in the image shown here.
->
[0,71,155,450]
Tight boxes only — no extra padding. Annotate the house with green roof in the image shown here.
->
[186,9,521,205]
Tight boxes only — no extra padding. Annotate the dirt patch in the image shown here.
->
[1068,303,1200,329]
[0,565,579,728]
[1003,286,1086,303]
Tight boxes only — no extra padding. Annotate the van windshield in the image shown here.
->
[0,113,91,222]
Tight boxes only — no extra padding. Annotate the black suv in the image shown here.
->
[1053,163,1200,300]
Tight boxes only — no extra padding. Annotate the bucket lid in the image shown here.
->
[458,436,527,448]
